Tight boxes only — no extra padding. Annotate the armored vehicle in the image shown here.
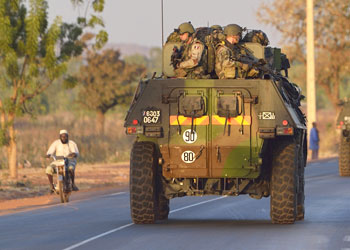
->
[124,29,307,225]
[337,100,350,176]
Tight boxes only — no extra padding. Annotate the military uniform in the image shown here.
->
[175,38,205,79]
[215,41,249,79]
[215,24,259,79]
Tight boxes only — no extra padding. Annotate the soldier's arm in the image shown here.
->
[178,43,204,69]
[219,47,241,68]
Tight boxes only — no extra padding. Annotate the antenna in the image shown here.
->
[161,0,164,46]
[161,0,164,76]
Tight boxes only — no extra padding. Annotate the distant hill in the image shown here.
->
[105,43,153,58]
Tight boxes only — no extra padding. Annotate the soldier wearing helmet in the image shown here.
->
[215,24,257,79]
[173,22,206,79]
[210,25,225,42]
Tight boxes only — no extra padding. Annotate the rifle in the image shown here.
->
[170,46,184,69]
[236,54,274,75]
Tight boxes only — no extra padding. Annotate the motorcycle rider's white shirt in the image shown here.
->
[47,139,79,158]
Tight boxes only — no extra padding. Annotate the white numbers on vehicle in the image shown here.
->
[181,151,196,163]
[142,109,161,124]
[183,129,197,144]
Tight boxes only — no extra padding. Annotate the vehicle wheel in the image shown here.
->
[339,134,350,176]
[130,141,158,224]
[270,138,297,224]
[63,192,70,203]
[157,194,169,220]
[58,180,65,203]
[296,141,306,221]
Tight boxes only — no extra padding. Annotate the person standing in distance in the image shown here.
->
[309,122,320,160]
[46,130,79,192]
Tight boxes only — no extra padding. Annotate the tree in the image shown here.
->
[257,0,350,113]
[0,0,107,179]
[70,0,108,49]
[77,49,145,135]
[124,47,162,77]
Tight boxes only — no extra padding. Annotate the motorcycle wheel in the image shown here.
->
[58,180,65,203]
[63,192,70,202]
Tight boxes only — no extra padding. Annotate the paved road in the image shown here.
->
[1,158,350,250]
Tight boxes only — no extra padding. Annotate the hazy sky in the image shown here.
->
[48,0,279,47]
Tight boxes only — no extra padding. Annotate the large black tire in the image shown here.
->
[270,138,297,224]
[130,141,158,224]
[339,134,350,176]
[157,194,170,220]
[296,140,306,221]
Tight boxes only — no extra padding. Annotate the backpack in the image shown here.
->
[242,30,269,46]
[193,27,220,75]
[166,30,181,43]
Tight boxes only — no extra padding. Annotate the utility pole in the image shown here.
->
[307,0,316,131]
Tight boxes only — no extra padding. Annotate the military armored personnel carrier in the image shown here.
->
[124,28,307,225]
[337,100,350,176]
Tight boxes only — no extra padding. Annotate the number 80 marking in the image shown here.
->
[181,151,196,163]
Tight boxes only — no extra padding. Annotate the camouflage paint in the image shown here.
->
[125,78,305,180]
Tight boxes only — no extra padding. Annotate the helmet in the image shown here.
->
[224,24,242,36]
[210,25,222,31]
[178,22,195,35]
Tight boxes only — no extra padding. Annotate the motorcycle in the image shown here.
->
[50,155,72,203]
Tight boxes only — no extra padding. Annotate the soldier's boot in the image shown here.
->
[69,170,79,191]
[47,174,55,194]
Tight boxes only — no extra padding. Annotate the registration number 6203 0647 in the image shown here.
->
[142,109,161,124]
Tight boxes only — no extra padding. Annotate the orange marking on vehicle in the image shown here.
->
[211,115,251,125]
[170,116,209,125]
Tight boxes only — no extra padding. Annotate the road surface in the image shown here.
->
[1,158,350,250]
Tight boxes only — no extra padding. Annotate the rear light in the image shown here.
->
[126,126,143,135]
[282,120,288,126]
[276,126,294,136]
[132,119,139,125]
[340,121,344,125]
[127,127,137,134]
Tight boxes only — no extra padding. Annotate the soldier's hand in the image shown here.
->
[242,63,250,71]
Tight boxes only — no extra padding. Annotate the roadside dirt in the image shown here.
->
[0,163,129,215]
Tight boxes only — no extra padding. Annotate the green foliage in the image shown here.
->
[69,0,107,48]
[0,0,104,154]
[124,47,162,77]
[77,49,145,114]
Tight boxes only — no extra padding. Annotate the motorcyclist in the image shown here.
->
[46,130,79,193]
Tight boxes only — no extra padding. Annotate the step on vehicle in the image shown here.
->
[125,28,307,225]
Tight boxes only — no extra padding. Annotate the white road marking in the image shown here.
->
[343,235,350,241]
[62,223,134,250]
[62,196,227,250]
[102,192,126,197]
[169,196,227,214]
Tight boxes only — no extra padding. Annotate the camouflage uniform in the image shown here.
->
[175,38,205,79]
[215,41,248,79]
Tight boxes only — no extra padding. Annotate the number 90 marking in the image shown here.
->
[181,151,196,163]
[183,129,197,144]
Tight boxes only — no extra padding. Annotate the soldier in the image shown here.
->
[173,22,206,79]
[215,24,258,79]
